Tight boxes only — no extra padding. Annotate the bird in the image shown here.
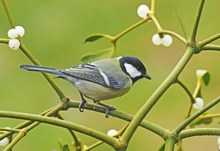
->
[20,56,151,117]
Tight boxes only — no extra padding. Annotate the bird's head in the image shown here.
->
[119,56,151,83]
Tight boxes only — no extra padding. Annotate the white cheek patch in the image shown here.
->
[124,63,141,78]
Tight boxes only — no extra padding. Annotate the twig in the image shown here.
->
[174,96,220,134]
[180,128,220,139]
[190,0,205,42]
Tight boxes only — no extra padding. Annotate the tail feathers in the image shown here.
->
[20,65,63,75]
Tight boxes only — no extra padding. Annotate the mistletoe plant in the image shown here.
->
[0,0,220,151]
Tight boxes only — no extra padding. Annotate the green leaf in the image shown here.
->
[196,69,210,86]
[84,35,103,43]
[158,143,165,151]
[63,145,70,151]
[58,139,64,150]
[81,47,114,63]
[84,34,111,43]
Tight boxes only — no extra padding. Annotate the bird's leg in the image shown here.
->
[93,100,116,118]
[79,93,87,112]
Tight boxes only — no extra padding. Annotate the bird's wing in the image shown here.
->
[61,63,122,89]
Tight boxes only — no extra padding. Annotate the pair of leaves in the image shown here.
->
[81,47,115,63]
[82,34,115,63]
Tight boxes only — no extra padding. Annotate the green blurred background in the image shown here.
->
[0,0,220,150]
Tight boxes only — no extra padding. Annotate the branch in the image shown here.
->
[1,102,66,151]
[0,110,118,148]
[112,18,150,42]
[174,96,220,134]
[159,30,187,44]
[0,38,9,44]
[202,44,220,51]
[0,102,65,141]
[180,128,220,139]
[190,0,205,42]
[85,141,103,151]
[3,130,26,151]
[149,13,162,31]
[1,0,15,27]
[150,14,187,44]
[0,127,20,133]
[176,80,195,118]
[66,101,168,139]
[201,113,220,119]
[164,137,176,151]
[151,0,156,15]
[199,33,220,48]
[176,80,194,103]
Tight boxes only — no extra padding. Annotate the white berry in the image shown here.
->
[0,135,9,147]
[15,26,25,37]
[193,97,204,110]
[9,39,20,50]
[107,129,118,137]
[137,4,150,19]
[152,34,162,45]
[161,35,173,47]
[8,29,19,39]
[217,137,220,145]
[217,137,220,148]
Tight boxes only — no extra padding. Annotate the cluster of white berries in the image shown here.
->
[137,4,173,47]
[137,4,151,19]
[7,26,25,50]
[0,134,9,147]
[152,34,173,47]
[193,97,204,110]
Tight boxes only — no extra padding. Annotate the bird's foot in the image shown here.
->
[79,93,87,112]
[93,100,116,118]
[79,100,87,112]
[105,106,116,118]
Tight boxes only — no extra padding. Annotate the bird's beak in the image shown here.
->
[142,73,151,80]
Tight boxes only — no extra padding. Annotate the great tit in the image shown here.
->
[20,56,151,117]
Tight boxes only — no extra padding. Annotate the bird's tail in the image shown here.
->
[20,65,63,75]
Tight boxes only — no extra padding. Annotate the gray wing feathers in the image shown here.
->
[61,64,122,89]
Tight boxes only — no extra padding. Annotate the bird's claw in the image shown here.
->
[93,100,116,118]
[105,106,116,118]
[79,100,87,112]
